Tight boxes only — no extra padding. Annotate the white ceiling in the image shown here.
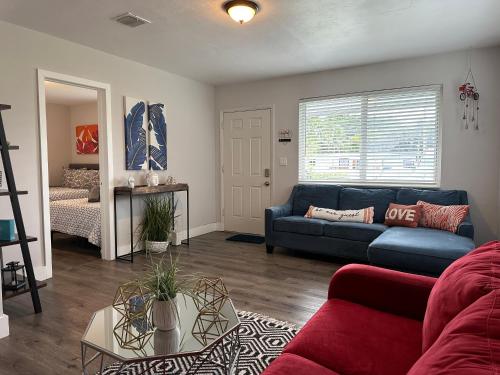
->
[2,0,500,85]
[45,81,97,106]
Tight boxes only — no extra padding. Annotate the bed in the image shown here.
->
[50,198,101,247]
[49,163,101,247]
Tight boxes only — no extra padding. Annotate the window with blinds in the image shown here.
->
[298,85,441,186]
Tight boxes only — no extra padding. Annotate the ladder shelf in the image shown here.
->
[0,104,42,314]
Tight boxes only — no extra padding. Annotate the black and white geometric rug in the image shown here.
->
[102,311,298,375]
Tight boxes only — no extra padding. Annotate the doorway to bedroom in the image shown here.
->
[44,81,102,261]
[37,70,114,280]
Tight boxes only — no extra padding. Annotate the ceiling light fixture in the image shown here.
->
[224,0,259,24]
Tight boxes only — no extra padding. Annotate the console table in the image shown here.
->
[114,183,189,262]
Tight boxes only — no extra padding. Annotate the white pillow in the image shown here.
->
[305,205,374,224]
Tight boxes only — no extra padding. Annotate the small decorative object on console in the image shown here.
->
[1,261,26,291]
[146,171,159,187]
[127,175,135,189]
[166,175,176,185]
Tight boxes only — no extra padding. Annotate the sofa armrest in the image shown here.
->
[265,203,292,240]
[457,219,474,240]
[328,264,436,321]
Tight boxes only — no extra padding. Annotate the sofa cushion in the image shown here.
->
[263,353,340,375]
[284,298,422,375]
[422,241,500,351]
[340,188,396,223]
[368,227,475,276]
[273,216,326,236]
[397,188,462,205]
[292,184,342,216]
[323,222,387,243]
[410,291,500,375]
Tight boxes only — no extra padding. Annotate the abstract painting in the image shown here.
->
[148,103,167,170]
[124,97,148,170]
[76,124,98,154]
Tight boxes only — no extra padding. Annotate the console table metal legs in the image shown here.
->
[114,184,190,263]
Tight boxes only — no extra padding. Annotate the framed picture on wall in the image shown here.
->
[124,97,148,170]
[148,103,167,170]
[76,124,98,154]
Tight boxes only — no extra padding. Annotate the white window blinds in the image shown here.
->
[298,85,441,186]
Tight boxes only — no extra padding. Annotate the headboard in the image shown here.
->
[68,163,99,170]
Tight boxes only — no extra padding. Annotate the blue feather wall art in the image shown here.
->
[148,103,167,170]
[124,97,148,170]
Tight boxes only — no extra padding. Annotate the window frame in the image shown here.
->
[298,85,443,188]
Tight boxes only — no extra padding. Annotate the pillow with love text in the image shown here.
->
[305,205,374,224]
[384,203,421,228]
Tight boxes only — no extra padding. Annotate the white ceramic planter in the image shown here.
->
[152,297,178,331]
[154,327,180,355]
[146,240,169,254]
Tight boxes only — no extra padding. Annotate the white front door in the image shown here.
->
[223,109,271,235]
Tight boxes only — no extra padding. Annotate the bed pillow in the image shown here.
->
[62,168,99,189]
[88,186,100,203]
[305,205,374,224]
[384,203,421,228]
[417,200,469,233]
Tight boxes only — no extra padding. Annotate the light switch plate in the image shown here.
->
[279,157,288,166]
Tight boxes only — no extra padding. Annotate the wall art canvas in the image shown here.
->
[76,124,99,154]
[124,97,148,170]
[148,103,167,170]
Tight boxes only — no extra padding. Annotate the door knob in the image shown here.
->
[264,181,270,186]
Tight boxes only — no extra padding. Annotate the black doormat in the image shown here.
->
[226,234,265,244]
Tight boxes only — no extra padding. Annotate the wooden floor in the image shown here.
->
[0,231,343,375]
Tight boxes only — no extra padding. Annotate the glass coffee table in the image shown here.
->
[81,293,241,374]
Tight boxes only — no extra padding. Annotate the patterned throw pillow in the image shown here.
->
[384,203,421,228]
[417,200,469,233]
[305,205,374,224]
[62,168,99,189]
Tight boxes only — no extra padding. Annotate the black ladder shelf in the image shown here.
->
[0,104,43,314]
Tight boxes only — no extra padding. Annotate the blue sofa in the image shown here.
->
[265,184,476,276]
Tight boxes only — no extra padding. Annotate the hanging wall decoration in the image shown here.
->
[459,67,480,130]
[148,103,167,170]
[76,124,99,154]
[124,97,148,170]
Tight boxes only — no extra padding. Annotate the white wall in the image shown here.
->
[69,102,99,164]
[215,47,500,245]
[0,21,217,272]
[46,103,71,186]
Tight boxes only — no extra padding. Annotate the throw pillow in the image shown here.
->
[62,168,100,189]
[417,200,469,233]
[305,206,374,224]
[88,186,100,202]
[384,203,421,228]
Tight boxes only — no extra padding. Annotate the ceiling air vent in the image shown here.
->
[113,12,151,28]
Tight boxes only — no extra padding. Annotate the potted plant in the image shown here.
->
[144,254,181,331]
[137,195,176,253]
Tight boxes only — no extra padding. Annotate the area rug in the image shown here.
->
[101,311,298,375]
[226,234,265,244]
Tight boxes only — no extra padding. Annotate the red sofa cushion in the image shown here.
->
[423,241,500,351]
[284,298,422,375]
[264,353,340,375]
[409,290,500,374]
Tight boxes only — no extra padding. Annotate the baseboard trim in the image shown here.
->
[0,314,9,339]
[172,223,223,246]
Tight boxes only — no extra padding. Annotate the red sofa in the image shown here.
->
[263,241,500,375]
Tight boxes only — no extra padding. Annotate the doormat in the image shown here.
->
[226,234,265,244]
